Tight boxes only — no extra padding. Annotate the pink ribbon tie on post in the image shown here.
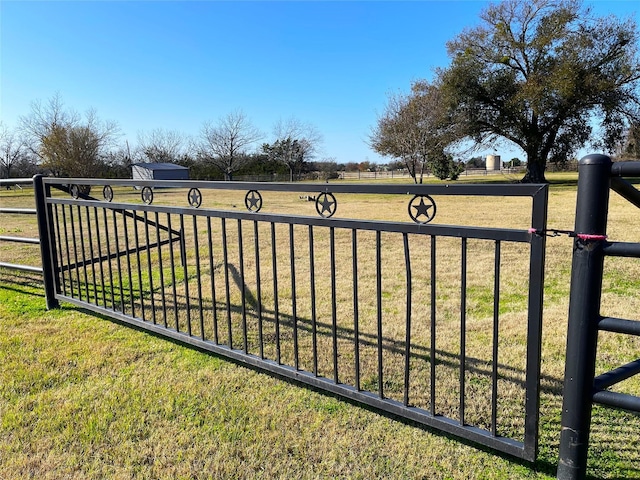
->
[575,233,608,241]
[528,228,607,241]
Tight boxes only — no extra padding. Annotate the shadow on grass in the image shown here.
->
[0,271,45,296]
[63,267,566,396]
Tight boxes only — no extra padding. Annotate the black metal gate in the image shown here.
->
[34,175,548,462]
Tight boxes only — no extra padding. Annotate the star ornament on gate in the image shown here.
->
[103,185,114,202]
[188,188,202,208]
[315,192,337,218]
[408,194,437,224]
[141,186,154,205]
[245,190,263,212]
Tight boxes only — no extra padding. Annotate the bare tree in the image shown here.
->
[136,128,187,164]
[268,117,323,181]
[0,123,26,179]
[370,81,461,183]
[197,111,263,180]
[21,94,73,164]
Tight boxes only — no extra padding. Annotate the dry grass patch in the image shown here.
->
[1,173,639,479]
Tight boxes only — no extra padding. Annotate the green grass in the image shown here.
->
[1,173,639,479]
[1,280,637,480]
[1,276,558,480]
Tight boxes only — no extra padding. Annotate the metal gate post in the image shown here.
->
[33,174,59,309]
[557,154,611,480]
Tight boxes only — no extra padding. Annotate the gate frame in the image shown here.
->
[30,176,549,462]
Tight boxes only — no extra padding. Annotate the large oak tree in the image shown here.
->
[440,0,640,182]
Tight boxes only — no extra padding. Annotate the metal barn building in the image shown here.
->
[131,163,190,182]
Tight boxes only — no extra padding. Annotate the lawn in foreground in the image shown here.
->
[1,173,639,479]
[0,274,549,480]
[2,273,639,479]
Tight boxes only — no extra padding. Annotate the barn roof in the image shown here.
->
[132,162,189,171]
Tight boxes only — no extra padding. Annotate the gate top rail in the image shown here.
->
[42,176,547,197]
[41,176,548,235]
[38,175,550,259]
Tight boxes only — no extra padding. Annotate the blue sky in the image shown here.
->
[1,1,638,165]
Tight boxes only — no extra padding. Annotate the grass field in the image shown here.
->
[1,172,639,479]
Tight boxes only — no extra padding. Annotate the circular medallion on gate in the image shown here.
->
[70,184,80,199]
[315,192,337,218]
[245,190,262,212]
[103,185,114,202]
[141,186,154,205]
[188,188,202,208]
[408,194,436,224]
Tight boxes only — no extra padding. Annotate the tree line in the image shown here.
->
[0,95,337,183]
[0,95,490,184]
[0,97,423,183]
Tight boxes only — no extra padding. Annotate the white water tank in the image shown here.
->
[486,155,501,171]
